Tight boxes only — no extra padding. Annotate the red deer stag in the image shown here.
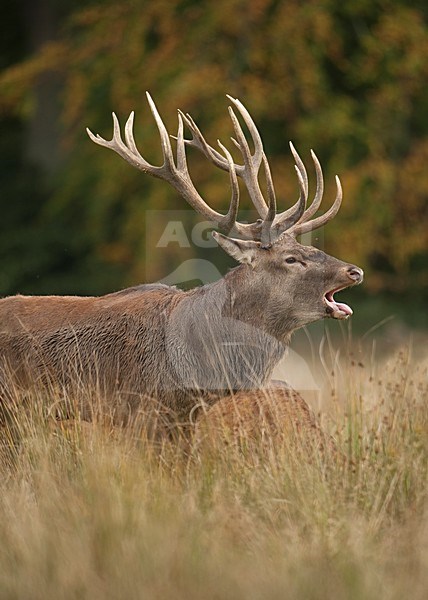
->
[0,94,363,422]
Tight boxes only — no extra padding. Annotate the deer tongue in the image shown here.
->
[325,291,353,319]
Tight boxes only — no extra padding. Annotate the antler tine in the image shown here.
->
[177,110,230,170]
[299,149,324,221]
[270,159,308,236]
[87,111,164,176]
[217,139,240,230]
[290,166,308,225]
[280,147,323,227]
[124,112,139,155]
[227,105,268,218]
[265,143,310,237]
[145,92,176,172]
[175,112,187,172]
[289,142,308,196]
[262,153,276,222]
[290,175,342,236]
[225,95,264,166]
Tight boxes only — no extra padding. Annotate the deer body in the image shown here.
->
[0,271,286,415]
[0,94,363,420]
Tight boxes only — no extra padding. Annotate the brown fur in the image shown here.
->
[194,387,338,455]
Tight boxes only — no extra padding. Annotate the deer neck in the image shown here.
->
[220,265,293,344]
[166,268,288,392]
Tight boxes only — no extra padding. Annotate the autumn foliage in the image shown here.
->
[0,0,427,299]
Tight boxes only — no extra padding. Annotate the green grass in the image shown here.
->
[0,346,427,600]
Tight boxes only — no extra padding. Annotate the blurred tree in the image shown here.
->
[0,0,427,300]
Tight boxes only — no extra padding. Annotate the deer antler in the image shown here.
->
[87,93,270,240]
[179,96,342,242]
[86,93,342,244]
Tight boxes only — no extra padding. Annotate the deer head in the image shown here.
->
[87,94,363,332]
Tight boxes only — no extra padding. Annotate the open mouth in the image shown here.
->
[324,287,353,320]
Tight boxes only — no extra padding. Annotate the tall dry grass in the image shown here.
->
[0,344,427,600]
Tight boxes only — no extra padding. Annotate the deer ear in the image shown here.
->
[212,231,260,265]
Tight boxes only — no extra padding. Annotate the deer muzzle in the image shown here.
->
[346,266,364,284]
[324,264,364,319]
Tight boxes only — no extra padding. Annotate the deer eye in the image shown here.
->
[285,257,297,264]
